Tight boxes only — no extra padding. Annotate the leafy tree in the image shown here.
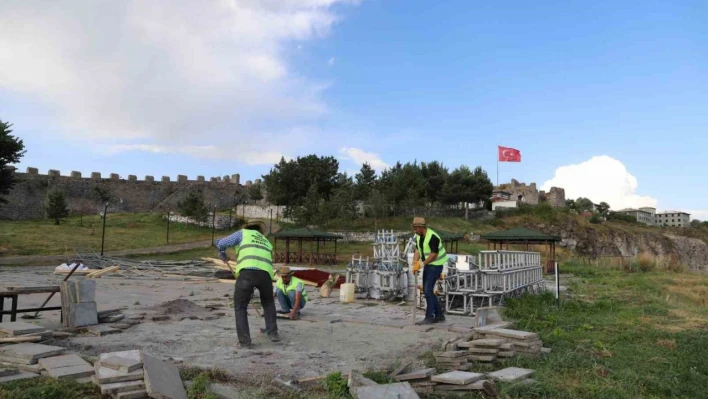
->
[354,163,377,200]
[575,197,595,213]
[91,183,113,204]
[565,199,576,210]
[177,190,210,223]
[0,119,26,204]
[596,202,611,217]
[248,183,264,202]
[377,161,425,212]
[325,173,358,223]
[421,161,448,206]
[45,190,70,225]
[262,155,340,214]
[293,183,325,226]
[439,166,493,218]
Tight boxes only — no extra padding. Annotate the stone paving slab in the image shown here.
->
[487,367,535,382]
[102,355,143,373]
[94,364,144,384]
[116,390,150,399]
[470,339,506,347]
[143,353,188,399]
[68,302,99,327]
[0,361,42,372]
[395,368,435,381]
[47,363,95,380]
[82,325,121,336]
[0,367,19,377]
[0,321,47,336]
[431,371,486,385]
[39,354,88,370]
[0,371,39,383]
[0,343,66,361]
[100,380,146,396]
[353,382,419,399]
[484,329,539,341]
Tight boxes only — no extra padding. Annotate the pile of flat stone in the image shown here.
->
[0,321,53,344]
[93,349,188,399]
[0,342,94,383]
[472,327,548,358]
[458,338,515,363]
[61,279,99,328]
[396,367,537,396]
[433,351,470,371]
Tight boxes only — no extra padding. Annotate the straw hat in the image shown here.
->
[412,217,427,227]
[242,220,267,235]
[277,266,294,276]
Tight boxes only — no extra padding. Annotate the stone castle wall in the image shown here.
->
[0,167,248,220]
[496,179,566,208]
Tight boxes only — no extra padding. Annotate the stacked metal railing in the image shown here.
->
[419,250,545,316]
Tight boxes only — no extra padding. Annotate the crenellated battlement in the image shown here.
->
[0,167,257,220]
[18,167,242,185]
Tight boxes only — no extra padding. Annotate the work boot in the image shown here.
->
[415,318,435,325]
[433,315,446,323]
[268,331,281,342]
[277,310,289,314]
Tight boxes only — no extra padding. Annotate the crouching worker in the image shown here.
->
[275,266,308,320]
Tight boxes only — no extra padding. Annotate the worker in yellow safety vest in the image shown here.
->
[411,217,448,325]
[215,220,279,348]
[274,266,309,320]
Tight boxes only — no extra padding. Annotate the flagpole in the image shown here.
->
[496,147,499,187]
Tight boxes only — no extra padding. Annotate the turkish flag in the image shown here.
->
[498,146,521,162]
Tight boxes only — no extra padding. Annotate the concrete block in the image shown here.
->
[70,171,82,178]
[69,302,98,327]
[0,321,47,336]
[395,368,435,381]
[487,367,535,382]
[47,364,95,379]
[142,353,188,399]
[0,368,19,377]
[353,382,419,399]
[39,354,88,370]
[485,328,539,341]
[102,355,143,373]
[110,173,120,181]
[91,172,101,180]
[431,371,485,385]
[116,390,150,399]
[128,175,137,182]
[100,380,146,395]
[82,325,120,336]
[145,176,154,182]
[0,343,66,361]
[75,279,96,303]
[161,176,170,182]
[94,364,144,384]
[0,361,42,372]
[177,175,187,182]
[0,371,39,383]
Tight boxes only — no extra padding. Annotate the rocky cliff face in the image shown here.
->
[532,219,708,271]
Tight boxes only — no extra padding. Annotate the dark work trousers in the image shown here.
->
[422,265,444,319]
[233,269,278,345]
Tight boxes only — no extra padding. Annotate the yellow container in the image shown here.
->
[339,283,356,303]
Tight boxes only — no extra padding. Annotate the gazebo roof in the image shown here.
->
[271,227,343,240]
[480,227,561,242]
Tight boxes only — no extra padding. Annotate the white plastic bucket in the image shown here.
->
[340,283,356,303]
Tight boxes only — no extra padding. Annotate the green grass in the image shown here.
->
[0,377,102,399]
[0,213,215,256]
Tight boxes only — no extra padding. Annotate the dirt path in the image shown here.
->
[0,265,465,381]
[0,240,212,266]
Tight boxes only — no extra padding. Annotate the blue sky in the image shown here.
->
[1,1,706,218]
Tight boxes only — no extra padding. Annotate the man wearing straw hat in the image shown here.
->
[411,217,448,325]
[215,220,279,347]
[274,266,308,320]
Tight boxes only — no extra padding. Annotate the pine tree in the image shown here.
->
[45,190,70,225]
[0,119,27,204]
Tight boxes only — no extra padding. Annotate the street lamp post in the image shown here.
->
[100,202,108,256]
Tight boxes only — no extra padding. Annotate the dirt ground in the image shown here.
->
[0,265,470,380]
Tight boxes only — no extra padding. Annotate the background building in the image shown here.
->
[617,208,655,225]
[655,211,691,227]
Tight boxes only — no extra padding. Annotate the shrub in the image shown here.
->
[177,190,210,223]
[45,190,70,225]
[636,252,656,272]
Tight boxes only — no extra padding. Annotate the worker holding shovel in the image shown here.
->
[216,220,280,348]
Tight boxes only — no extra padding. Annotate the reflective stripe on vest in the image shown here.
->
[234,229,274,278]
[416,228,449,266]
[276,276,309,302]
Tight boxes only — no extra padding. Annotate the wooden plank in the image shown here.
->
[2,286,60,295]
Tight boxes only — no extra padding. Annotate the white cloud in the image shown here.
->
[339,147,389,172]
[685,210,708,221]
[0,1,360,157]
[328,57,336,66]
[541,156,658,210]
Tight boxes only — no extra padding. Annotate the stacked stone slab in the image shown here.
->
[0,321,53,342]
[93,350,148,398]
[433,351,470,371]
[458,338,511,363]
[430,371,499,396]
[0,343,68,381]
[61,279,98,328]
[473,328,544,357]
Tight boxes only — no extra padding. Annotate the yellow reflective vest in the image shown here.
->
[234,229,274,278]
[416,228,449,266]
[276,276,309,302]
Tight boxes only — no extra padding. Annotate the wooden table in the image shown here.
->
[0,286,62,322]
